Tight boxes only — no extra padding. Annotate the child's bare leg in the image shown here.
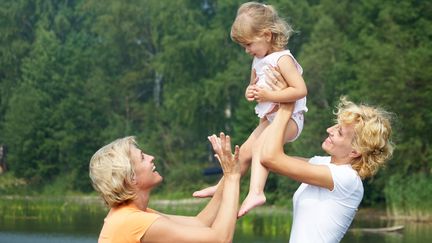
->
[238,132,268,217]
[238,118,299,217]
[192,120,268,198]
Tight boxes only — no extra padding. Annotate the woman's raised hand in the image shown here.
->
[264,65,288,91]
[208,133,240,176]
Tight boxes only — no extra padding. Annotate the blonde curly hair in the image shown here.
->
[335,97,394,179]
[231,2,293,51]
[89,136,138,207]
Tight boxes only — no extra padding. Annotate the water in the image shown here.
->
[0,197,431,243]
[0,232,95,243]
[341,210,432,243]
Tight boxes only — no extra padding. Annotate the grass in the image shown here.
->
[384,173,432,221]
[0,172,26,193]
[2,171,432,222]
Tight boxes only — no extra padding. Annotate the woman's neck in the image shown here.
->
[330,156,352,166]
[132,190,151,211]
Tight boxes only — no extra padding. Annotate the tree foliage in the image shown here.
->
[0,0,430,204]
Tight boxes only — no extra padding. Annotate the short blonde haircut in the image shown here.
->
[335,97,394,179]
[89,136,137,207]
[231,2,293,51]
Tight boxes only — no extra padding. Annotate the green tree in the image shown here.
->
[0,0,35,132]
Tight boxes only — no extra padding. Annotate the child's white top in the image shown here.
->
[289,156,363,243]
[252,50,307,118]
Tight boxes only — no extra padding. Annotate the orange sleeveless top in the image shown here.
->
[99,203,160,243]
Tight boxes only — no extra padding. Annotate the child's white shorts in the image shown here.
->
[266,111,304,142]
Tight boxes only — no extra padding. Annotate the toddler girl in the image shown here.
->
[194,2,307,217]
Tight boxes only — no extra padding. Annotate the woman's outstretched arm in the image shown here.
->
[142,133,240,243]
[260,104,333,190]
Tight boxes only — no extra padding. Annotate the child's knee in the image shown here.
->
[239,144,251,160]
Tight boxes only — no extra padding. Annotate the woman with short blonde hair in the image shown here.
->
[90,136,137,207]
[90,133,241,243]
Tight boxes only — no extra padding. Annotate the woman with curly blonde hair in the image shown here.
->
[258,74,393,242]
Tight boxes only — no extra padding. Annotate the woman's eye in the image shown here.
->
[334,125,342,136]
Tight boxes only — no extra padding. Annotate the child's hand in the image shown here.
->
[253,86,270,103]
[245,70,258,102]
[245,84,256,102]
[264,66,287,91]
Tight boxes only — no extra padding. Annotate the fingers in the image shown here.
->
[246,84,257,101]
[253,76,259,85]
[209,133,240,175]
[208,134,221,153]
[264,67,279,82]
[265,65,283,81]
[208,132,235,157]
[264,69,279,87]
[252,69,258,84]
[219,133,234,158]
[233,145,240,161]
[214,154,221,163]
[266,78,278,90]
[269,66,286,86]
[208,133,230,157]
[252,86,264,102]
[264,65,287,90]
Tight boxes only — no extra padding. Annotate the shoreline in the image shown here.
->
[1,195,431,222]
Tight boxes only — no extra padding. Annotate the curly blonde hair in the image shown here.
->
[335,97,394,179]
[89,136,138,207]
[231,2,293,51]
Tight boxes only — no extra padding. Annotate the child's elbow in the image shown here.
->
[300,86,308,98]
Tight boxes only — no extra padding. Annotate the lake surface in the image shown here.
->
[0,197,431,243]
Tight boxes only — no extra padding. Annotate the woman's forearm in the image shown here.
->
[211,174,240,242]
[261,104,293,163]
[196,178,225,226]
[198,133,241,241]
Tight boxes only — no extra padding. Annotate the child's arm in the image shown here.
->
[254,56,307,103]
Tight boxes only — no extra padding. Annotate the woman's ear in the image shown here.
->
[349,150,361,159]
[131,174,137,184]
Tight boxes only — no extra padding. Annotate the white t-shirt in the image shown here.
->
[289,156,363,243]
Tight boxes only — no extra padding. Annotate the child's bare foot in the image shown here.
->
[192,185,218,198]
[237,193,266,218]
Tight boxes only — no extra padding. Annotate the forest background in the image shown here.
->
[0,0,431,218]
